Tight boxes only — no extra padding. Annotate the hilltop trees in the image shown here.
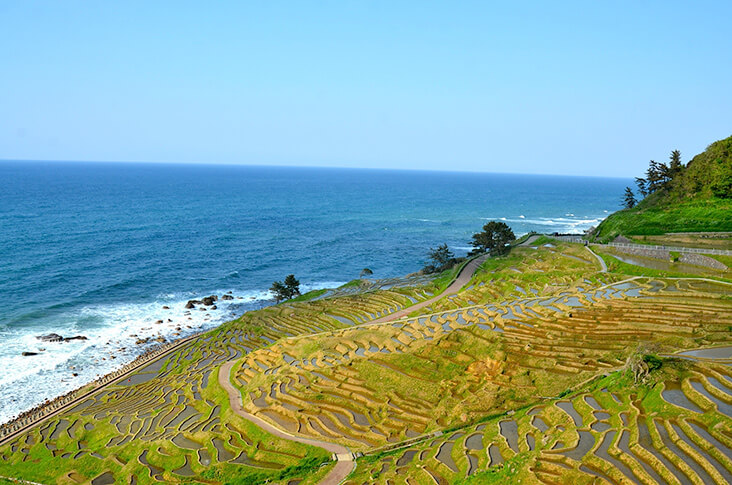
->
[270,274,301,302]
[623,187,637,208]
[669,149,683,176]
[632,151,683,201]
[471,221,515,256]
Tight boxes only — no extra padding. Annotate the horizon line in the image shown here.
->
[0,158,633,180]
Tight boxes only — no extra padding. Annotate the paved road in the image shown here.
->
[585,246,607,272]
[370,253,490,324]
[519,234,541,246]
[218,361,355,485]
[217,253,491,483]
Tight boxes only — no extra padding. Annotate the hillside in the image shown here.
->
[594,135,732,242]
[1,238,730,484]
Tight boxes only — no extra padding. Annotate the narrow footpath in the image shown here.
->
[585,246,608,272]
[218,361,355,485]
[217,253,491,484]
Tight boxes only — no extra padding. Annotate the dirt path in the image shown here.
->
[218,361,355,484]
[370,253,489,324]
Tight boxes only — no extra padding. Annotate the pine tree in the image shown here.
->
[634,177,648,198]
[623,187,637,208]
[471,221,515,255]
[669,150,682,176]
[283,274,301,298]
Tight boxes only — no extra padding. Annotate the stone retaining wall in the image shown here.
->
[679,253,728,270]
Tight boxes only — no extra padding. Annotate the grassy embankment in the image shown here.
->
[594,134,732,242]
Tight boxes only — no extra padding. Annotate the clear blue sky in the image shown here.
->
[1,1,730,176]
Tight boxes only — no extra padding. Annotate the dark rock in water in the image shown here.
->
[22,352,39,356]
[63,335,88,342]
[162,305,170,310]
[135,338,150,345]
[72,373,78,377]
[155,320,163,324]
[185,301,196,309]
[210,305,217,310]
[201,295,218,306]
[221,294,233,300]
[36,333,63,343]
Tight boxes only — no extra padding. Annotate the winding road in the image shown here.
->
[218,361,356,485]
[370,253,490,324]
[217,253,490,484]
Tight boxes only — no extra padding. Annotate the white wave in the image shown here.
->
[0,280,342,424]
[477,214,606,235]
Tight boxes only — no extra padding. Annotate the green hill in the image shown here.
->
[594,134,732,242]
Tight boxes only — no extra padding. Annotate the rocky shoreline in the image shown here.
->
[2,291,256,439]
[0,329,203,441]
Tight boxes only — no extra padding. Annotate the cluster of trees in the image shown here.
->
[270,274,301,302]
[623,150,684,208]
[423,221,515,274]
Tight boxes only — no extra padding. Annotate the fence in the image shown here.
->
[605,242,732,256]
[547,235,732,256]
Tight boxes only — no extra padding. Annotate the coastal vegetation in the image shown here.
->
[1,232,729,484]
[470,221,516,255]
[1,171,731,484]
[270,275,301,302]
[423,243,458,274]
[595,134,732,241]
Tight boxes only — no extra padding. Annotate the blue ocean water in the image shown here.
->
[0,161,629,422]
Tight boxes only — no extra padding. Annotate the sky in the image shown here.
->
[1,1,731,177]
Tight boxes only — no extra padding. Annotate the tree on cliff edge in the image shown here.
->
[623,187,637,208]
[271,274,301,302]
[471,221,515,256]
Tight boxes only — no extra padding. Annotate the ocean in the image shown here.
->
[0,161,629,423]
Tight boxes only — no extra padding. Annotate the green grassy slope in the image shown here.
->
[594,135,732,241]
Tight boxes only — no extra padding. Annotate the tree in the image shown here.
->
[471,221,515,255]
[270,281,289,303]
[669,150,683,176]
[359,268,373,278]
[270,274,300,302]
[623,187,637,208]
[283,274,300,298]
[424,244,455,274]
[634,177,648,198]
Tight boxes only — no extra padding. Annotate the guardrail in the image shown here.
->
[604,242,732,256]
[548,235,732,256]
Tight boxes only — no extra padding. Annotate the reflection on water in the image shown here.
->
[678,346,732,359]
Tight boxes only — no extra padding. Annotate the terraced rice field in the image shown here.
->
[0,285,434,484]
[1,239,730,484]
[346,358,732,485]
[233,276,731,453]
